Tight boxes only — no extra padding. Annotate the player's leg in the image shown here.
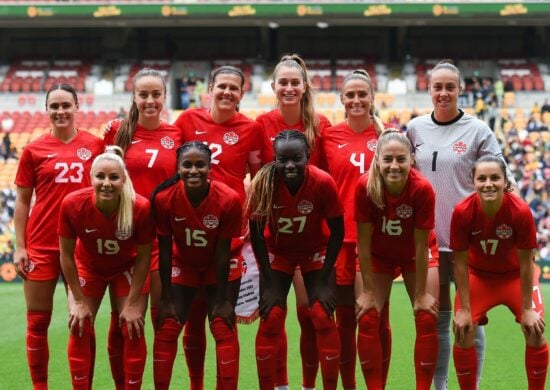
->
[434,251,453,390]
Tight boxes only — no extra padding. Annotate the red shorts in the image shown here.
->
[268,249,327,276]
[359,248,439,278]
[335,242,357,285]
[77,266,151,299]
[171,238,244,288]
[454,272,545,324]
[24,248,61,281]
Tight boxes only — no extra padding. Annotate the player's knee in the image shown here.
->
[258,306,285,337]
[156,318,182,342]
[310,301,335,332]
[210,317,235,343]
[415,310,437,335]
[358,308,380,334]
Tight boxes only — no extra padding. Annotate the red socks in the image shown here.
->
[275,326,288,388]
[358,308,383,389]
[120,321,146,389]
[297,305,318,388]
[453,345,477,390]
[526,343,548,390]
[108,312,125,389]
[310,301,340,390]
[256,306,286,389]
[67,318,94,390]
[414,311,438,390]
[211,317,239,390]
[26,311,52,389]
[153,318,183,390]
[380,302,392,388]
[336,305,357,389]
[183,298,208,390]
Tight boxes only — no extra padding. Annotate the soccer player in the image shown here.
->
[151,141,242,390]
[13,83,103,389]
[248,130,344,390]
[451,155,547,390]
[320,69,385,389]
[103,67,182,388]
[355,130,439,390]
[406,60,517,390]
[255,54,332,389]
[59,146,154,389]
[173,65,261,389]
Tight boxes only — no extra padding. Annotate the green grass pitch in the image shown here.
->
[0,282,547,389]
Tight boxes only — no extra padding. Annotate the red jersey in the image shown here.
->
[153,180,242,270]
[104,119,182,200]
[58,187,155,276]
[354,168,436,261]
[450,192,537,279]
[320,121,379,243]
[249,165,343,257]
[15,130,104,254]
[256,109,331,167]
[174,108,261,203]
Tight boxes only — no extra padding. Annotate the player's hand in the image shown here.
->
[102,119,117,137]
[259,287,283,319]
[413,292,439,317]
[311,283,336,316]
[119,302,145,340]
[156,300,179,331]
[13,247,29,279]
[69,300,94,337]
[453,308,473,344]
[355,290,377,320]
[521,308,546,339]
[211,300,236,329]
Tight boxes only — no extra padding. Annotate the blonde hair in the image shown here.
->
[115,68,166,152]
[341,69,385,135]
[272,54,320,151]
[366,129,412,209]
[91,145,136,235]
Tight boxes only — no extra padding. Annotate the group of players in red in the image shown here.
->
[13,56,547,389]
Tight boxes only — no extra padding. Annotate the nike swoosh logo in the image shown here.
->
[128,379,141,384]
[533,369,546,375]
[195,130,207,135]
[74,376,87,381]
[27,347,42,351]
[360,360,370,365]
[221,359,236,365]
[472,230,482,235]
[270,137,276,141]
[420,361,435,366]
[131,140,142,144]
[174,217,186,222]
[325,355,340,361]
[338,144,348,149]
[85,228,97,233]
[256,355,272,361]
[47,153,58,158]
[415,143,423,148]
[457,371,471,376]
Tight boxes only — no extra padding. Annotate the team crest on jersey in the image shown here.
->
[223,131,239,145]
[297,200,314,215]
[115,229,131,240]
[396,204,413,219]
[203,214,219,229]
[366,139,378,152]
[172,266,181,277]
[496,224,513,239]
[79,277,86,287]
[77,147,92,161]
[160,136,175,149]
[268,252,275,264]
[25,261,35,273]
[452,141,468,155]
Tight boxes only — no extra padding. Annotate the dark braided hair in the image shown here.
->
[150,141,212,212]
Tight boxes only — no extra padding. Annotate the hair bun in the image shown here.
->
[105,145,124,158]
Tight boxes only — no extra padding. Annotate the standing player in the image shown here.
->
[104,67,182,388]
[59,146,154,390]
[406,60,517,390]
[355,130,439,390]
[173,65,261,389]
[255,54,332,389]
[451,156,547,389]
[320,69,385,389]
[13,84,103,389]
[151,141,242,390]
[248,130,344,390]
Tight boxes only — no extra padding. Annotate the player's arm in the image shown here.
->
[413,228,438,316]
[518,248,545,339]
[248,149,262,179]
[452,250,473,344]
[59,236,92,337]
[356,222,377,319]
[157,234,178,326]
[13,186,32,279]
[211,237,235,327]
